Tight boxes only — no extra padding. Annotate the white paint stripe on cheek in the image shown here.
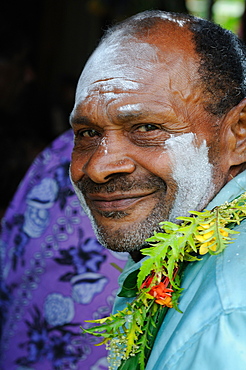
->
[165,133,215,221]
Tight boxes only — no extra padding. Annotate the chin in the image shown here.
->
[90,210,165,253]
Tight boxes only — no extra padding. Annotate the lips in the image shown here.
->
[76,174,167,216]
[86,192,155,212]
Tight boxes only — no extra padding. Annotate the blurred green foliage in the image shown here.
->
[186,0,245,33]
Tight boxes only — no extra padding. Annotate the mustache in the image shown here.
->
[76,174,167,195]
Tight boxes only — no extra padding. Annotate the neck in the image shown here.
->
[227,164,246,182]
[130,250,144,262]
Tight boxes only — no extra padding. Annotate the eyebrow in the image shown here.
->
[116,111,148,123]
[70,111,150,127]
[69,115,91,126]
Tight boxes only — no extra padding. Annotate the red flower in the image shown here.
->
[141,274,174,308]
[140,273,154,289]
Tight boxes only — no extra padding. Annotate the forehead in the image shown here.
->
[75,40,161,104]
[74,25,199,106]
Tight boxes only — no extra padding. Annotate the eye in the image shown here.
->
[78,129,101,138]
[129,122,170,147]
[136,124,160,132]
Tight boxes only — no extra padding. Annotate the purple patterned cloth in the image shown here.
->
[0,130,127,370]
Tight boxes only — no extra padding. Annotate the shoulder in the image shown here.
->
[147,221,246,370]
[216,220,246,311]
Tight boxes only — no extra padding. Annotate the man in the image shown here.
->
[70,10,246,369]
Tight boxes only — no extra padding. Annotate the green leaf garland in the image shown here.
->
[81,192,246,370]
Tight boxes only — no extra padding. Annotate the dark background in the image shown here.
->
[0,0,245,217]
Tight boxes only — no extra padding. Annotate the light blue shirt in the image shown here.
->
[113,171,246,369]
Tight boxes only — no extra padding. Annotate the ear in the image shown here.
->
[224,97,246,167]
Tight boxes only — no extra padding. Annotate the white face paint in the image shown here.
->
[70,132,216,253]
[101,137,108,155]
[70,20,219,253]
[165,133,215,221]
[118,103,144,114]
[74,39,160,105]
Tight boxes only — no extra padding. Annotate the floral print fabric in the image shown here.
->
[0,130,127,370]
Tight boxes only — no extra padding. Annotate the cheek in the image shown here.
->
[136,148,174,182]
[70,150,86,182]
[71,142,174,185]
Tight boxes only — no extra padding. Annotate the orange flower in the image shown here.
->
[141,273,175,307]
[149,280,174,308]
[155,295,173,307]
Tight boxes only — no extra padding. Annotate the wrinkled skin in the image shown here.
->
[70,21,245,256]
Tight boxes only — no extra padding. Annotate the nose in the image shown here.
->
[83,134,136,183]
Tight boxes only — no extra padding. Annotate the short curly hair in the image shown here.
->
[103,10,246,117]
[190,17,246,116]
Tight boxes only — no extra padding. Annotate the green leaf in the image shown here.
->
[118,269,139,298]
[118,353,141,370]
[125,317,141,357]
[81,316,126,336]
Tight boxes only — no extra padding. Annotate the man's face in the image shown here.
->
[70,29,228,253]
